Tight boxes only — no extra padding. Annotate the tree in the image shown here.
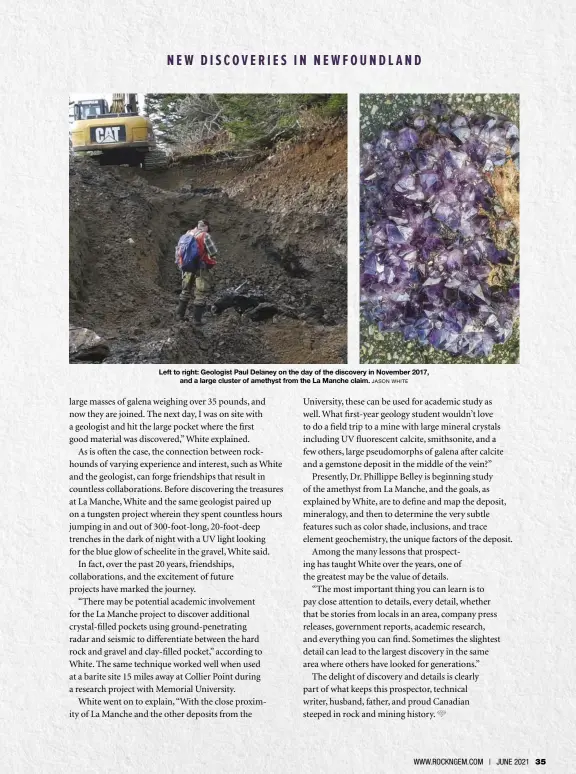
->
[143,93,346,154]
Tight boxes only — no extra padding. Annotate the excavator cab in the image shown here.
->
[74,99,110,121]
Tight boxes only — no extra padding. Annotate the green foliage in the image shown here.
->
[143,93,346,153]
[316,94,347,118]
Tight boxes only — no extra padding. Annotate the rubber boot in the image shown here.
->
[193,304,206,326]
[176,298,188,321]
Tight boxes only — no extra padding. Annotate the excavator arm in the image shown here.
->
[110,93,138,114]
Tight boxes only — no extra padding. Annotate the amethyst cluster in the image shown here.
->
[360,103,519,358]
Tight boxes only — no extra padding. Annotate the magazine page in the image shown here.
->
[2,2,575,772]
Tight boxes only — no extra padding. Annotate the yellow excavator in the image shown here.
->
[70,93,168,169]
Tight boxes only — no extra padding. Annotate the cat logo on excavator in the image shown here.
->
[93,126,122,143]
[70,93,168,170]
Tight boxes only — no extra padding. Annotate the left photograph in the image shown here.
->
[69,93,347,364]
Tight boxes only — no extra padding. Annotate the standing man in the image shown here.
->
[176,220,218,325]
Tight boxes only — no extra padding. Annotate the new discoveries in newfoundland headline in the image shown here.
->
[166,53,422,66]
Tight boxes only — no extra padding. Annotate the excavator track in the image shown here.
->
[142,149,169,171]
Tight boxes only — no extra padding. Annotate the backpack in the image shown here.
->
[175,231,206,273]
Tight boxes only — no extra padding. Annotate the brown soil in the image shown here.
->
[490,160,520,228]
[69,124,347,364]
[260,319,346,365]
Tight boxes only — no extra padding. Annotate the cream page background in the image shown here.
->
[2,0,576,771]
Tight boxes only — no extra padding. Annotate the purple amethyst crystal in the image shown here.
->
[397,127,419,151]
[360,103,519,358]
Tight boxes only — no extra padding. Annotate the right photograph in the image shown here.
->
[359,94,519,364]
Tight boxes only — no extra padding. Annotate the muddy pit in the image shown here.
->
[69,126,347,364]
